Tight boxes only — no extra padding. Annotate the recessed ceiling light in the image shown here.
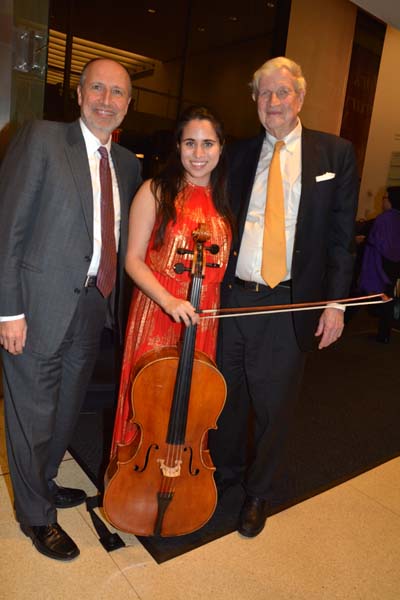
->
[147,8,156,14]
[197,26,206,32]
[228,16,238,22]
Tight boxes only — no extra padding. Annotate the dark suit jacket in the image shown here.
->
[0,119,141,355]
[222,126,359,351]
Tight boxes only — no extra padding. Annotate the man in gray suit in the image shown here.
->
[0,58,141,560]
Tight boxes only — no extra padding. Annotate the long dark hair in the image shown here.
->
[151,105,234,247]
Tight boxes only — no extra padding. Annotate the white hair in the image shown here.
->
[251,56,307,98]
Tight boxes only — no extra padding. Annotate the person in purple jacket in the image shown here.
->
[359,186,400,342]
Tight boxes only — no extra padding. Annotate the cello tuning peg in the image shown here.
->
[206,244,220,255]
[174,262,190,274]
[206,262,220,269]
[176,248,194,255]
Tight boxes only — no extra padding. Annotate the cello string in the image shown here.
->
[179,276,201,437]
[161,232,211,500]
[174,244,203,487]
[165,258,203,495]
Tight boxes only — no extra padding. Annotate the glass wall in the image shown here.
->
[45,0,291,175]
[1,0,49,140]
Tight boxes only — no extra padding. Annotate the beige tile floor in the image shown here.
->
[1,397,400,600]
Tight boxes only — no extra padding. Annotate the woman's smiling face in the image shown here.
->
[179,119,222,186]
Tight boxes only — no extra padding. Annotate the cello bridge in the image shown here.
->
[157,459,182,477]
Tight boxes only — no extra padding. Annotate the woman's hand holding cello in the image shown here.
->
[162,296,200,326]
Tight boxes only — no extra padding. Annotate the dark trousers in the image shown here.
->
[1,287,107,525]
[209,283,306,500]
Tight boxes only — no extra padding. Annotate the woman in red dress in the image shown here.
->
[111,106,233,454]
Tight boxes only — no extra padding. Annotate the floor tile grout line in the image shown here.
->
[74,503,147,599]
[347,481,400,518]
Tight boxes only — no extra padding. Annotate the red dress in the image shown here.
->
[111,183,231,454]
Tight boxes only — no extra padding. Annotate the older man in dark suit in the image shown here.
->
[209,57,358,537]
[0,58,141,560]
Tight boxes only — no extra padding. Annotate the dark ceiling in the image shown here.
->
[49,0,280,63]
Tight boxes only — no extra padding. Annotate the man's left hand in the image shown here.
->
[315,307,344,349]
[0,318,27,355]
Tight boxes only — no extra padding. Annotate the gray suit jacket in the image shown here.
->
[0,119,141,355]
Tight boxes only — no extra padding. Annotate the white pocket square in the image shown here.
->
[315,172,336,182]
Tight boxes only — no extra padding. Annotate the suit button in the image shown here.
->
[74,288,80,294]
[228,284,232,289]
[233,251,238,257]
[84,255,91,262]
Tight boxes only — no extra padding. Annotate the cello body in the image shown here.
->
[103,224,226,537]
[104,346,226,536]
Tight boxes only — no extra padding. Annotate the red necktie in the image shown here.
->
[97,146,117,298]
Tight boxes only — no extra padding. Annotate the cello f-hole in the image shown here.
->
[184,446,200,476]
[133,443,159,472]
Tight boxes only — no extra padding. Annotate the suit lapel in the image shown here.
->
[237,133,264,237]
[64,121,93,242]
[110,144,129,251]
[110,144,127,216]
[296,127,319,229]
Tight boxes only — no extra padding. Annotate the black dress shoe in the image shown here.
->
[54,486,87,508]
[238,495,269,537]
[21,523,80,561]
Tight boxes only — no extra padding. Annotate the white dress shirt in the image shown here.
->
[236,120,302,284]
[80,119,121,276]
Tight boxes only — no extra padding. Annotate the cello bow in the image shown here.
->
[199,293,390,320]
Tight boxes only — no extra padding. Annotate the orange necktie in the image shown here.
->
[261,140,286,288]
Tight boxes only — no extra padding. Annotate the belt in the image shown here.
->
[234,277,292,292]
[84,275,97,288]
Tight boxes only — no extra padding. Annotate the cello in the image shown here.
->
[103,224,226,536]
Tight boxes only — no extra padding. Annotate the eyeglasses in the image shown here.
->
[258,87,295,101]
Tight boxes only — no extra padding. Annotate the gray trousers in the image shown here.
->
[1,287,107,525]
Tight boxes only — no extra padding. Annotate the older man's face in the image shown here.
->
[256,67,305,139]
[77,59,131,144]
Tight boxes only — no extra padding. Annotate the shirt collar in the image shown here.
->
[79,118,112,155]
[265,119,302,154]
